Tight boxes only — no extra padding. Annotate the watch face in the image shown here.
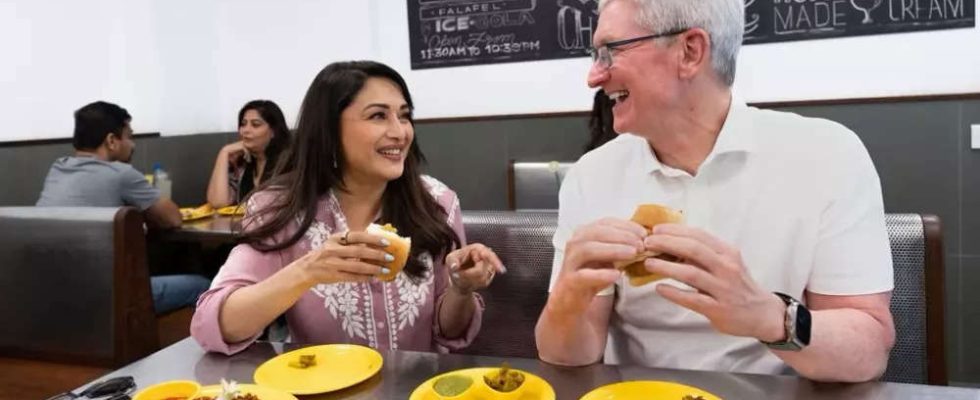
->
[796,304,812,345]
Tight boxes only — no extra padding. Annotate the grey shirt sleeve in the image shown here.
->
[118,165,161,211]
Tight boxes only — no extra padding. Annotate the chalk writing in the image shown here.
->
[747,0,973,44]
[409,0,597,69]
[408,0,974,68]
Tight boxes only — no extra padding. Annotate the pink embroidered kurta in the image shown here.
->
[191,176,482,355]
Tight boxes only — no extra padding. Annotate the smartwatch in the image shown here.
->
[762,292,811,351]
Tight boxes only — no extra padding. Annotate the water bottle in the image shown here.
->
[153,163,172,199]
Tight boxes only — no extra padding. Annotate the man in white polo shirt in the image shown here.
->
[535,0,895,382]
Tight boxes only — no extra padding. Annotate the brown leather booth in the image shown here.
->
[0,206,187,367]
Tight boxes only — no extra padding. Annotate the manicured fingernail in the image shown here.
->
[451,272,460,280]
[380,238,390,246]
[384,253,395,262]
[381,267,392,275]
[500,265,508,274]
[449,263,459,272]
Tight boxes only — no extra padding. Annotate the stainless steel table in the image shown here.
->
[77,338,980,399]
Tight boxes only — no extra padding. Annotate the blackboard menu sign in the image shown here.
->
[407,0,598,69]
[745,0,975,44]
[407,0,975,69]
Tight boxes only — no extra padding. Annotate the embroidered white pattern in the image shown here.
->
[421,175,449,198]
[363,285,379,348]
[392,254,434,331]
[303,220,331,249]
[420,174,457,225]
[382,283,397,349]
[311,283,369,340]
[296,185,448,349]
[305,196,378,346]
[445,195,459,225]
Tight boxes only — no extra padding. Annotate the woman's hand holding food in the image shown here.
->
[445,244,506,294]
[289,231,393,286]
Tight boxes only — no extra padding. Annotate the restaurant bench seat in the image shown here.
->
[460,211,946,385]
[0,206,181,367]
[507,161,572,210]
[459,211,557,359]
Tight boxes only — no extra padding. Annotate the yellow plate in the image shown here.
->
[409,367,555,400]
[216,205,245,216]
[579,381,722,400]
[253,344,383,395]
[180,204,215,221]
[197,383,298,400]
[132,380,200,400]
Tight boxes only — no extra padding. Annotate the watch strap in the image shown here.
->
[762,292,808,351]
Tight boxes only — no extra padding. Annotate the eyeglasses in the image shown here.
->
[587,28,689,70]
[45,376,136,400]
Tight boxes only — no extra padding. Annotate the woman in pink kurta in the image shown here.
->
[191,61,504,355]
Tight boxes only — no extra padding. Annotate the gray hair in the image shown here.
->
[598,0,743,86]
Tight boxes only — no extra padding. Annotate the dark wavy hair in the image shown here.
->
[238,100,292,180]
[584,90,617,153]
[242,61,460,280]
[236,100,291,199]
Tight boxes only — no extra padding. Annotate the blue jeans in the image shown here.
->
[151,274,211,315]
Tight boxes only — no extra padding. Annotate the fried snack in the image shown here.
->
[180,204,214,220]
[432,374,474,397]
[612,204,685,286]
[482,363,525,393]
[217,204,245,216]
[287,354,316,369]
[366,223,412,282]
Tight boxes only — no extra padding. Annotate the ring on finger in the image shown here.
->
[339,231,351,246]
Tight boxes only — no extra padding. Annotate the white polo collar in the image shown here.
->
[633,96,756,177]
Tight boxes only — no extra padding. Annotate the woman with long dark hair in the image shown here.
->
[206,100,292,207]
[191,61,503,354]
[584,90,617,153]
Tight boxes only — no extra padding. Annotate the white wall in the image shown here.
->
[1,0,977,141]
[0,0,163,141]
[0,0,373,141]
[737,22,980,102]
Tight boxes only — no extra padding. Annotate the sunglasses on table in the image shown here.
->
[45,376,136,400]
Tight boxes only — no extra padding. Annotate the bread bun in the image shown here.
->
[366,223,412,282]
[613,204,684,286]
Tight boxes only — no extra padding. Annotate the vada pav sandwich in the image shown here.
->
[612,204,684,286]
[366,223,412,282]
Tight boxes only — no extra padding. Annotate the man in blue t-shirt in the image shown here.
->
[37,101,209,314]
